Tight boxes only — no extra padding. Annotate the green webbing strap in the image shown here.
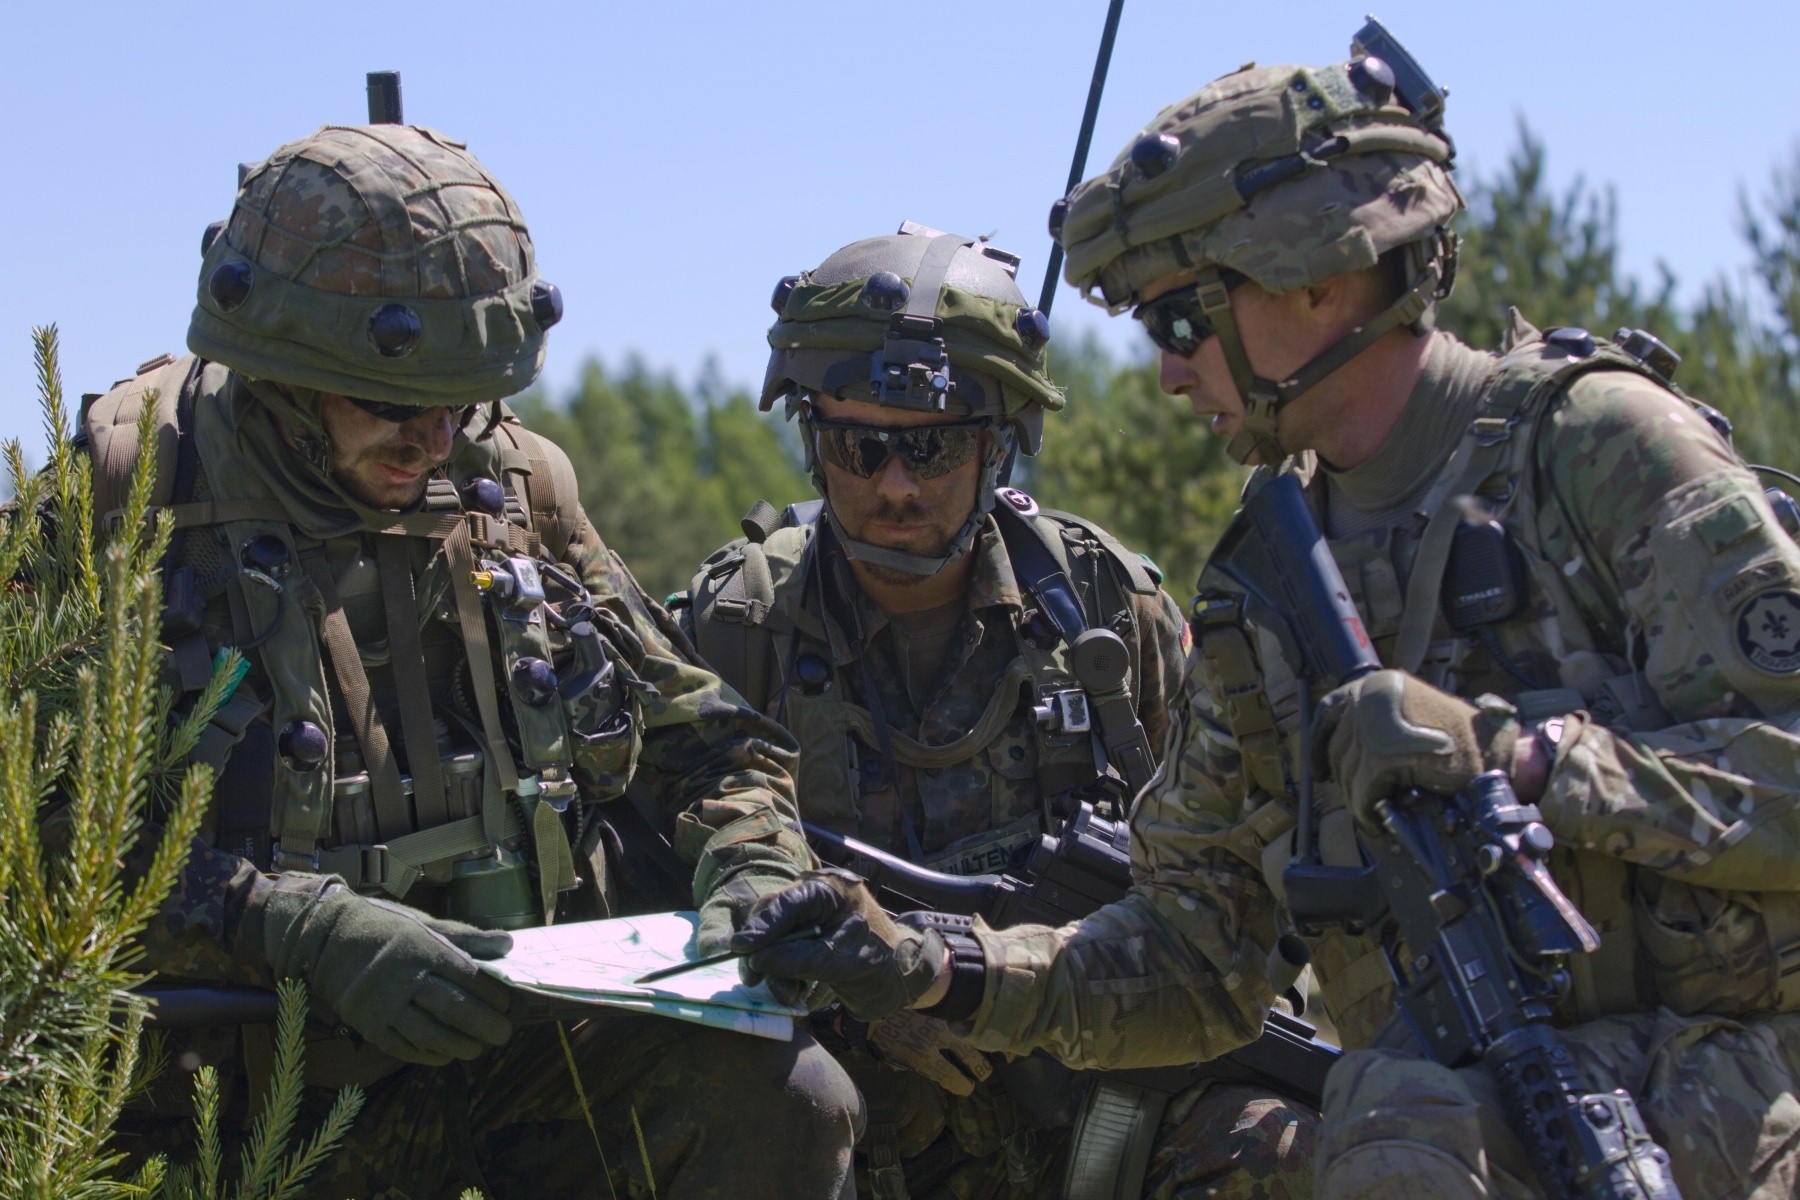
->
[444,520,521,794]
[377,539,448,830]
[165,497,293,529]
[190,682,266,772]
[369,511,538,556]
[316,805,525,897]
[1391,348,1566,672]
[839,656,1036,770]
[1390,434,1488,672]
[1039,507,1158,595]
[740,498,782,543]
[529,793,578,926]
[739,543,775,624]
[301,555,412,842]
[1277,271,1436,402]
[903,234,975,323]
[695,542,781,711]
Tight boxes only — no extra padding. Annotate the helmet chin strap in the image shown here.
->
[1196,257,1443,466]
[809,421,1016,578]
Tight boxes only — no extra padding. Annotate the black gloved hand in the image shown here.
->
[729,868,945,1020]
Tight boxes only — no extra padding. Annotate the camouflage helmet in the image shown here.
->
[187,124,562,407]
[1055,36,1462,464]
[762,222,1064,576]
[762,221,1063,453]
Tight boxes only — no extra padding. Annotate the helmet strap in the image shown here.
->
[1204,255,1444,465]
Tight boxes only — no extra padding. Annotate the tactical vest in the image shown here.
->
[1195,317,1800,1047]
[82,355,642,932]
[684,498,1160,869]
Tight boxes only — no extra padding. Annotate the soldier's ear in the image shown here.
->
[1297,269,1377,332]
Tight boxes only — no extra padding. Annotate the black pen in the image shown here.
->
[633,925,822,986]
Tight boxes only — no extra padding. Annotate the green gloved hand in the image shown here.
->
[1314,669,1520,829]
[250,876,516,1066]
[867,1009,993,1097]
[729,868,944,1020]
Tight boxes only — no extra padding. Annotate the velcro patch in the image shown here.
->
[1695,492,1764,552]
[1735,589,1800,674]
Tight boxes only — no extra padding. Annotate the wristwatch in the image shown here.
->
[920,930,986,1022]
[900,911,988,1022]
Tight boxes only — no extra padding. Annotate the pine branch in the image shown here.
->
[234,982,309,1199]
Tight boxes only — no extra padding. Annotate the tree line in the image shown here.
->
[519,127,1800,603]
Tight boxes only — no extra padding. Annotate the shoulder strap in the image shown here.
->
[993,498,1089,643]
[993,496,1159,793]
[1034,504,1161,596]
[690,511,820,711]
[494,417,583,561]
[1391,326,1670,672]
[84,354,200,531]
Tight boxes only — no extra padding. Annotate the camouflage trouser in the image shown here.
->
[834,1038,1316,1200]
[1317,1009,1800,1199]
[834,1042,1072,1200]
[125,1009,862,1200]
[1143,1080,1319,1200]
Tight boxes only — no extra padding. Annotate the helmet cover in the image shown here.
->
[1059,62,1462,312]
[188,123,557,406]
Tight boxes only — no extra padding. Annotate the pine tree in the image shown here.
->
[0,328,359,1199]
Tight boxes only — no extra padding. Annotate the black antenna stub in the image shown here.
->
[367,72,403,124]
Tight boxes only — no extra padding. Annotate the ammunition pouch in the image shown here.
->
[1633,876,1800,1017]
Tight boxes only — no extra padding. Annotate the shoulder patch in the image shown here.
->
[1735,589,1800,674]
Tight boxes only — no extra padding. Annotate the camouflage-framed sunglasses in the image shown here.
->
[1133,268,1247,358]
[810,416,989,480]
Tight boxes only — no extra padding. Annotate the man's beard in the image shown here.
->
[332,441,435,509]
[846,498,961,583]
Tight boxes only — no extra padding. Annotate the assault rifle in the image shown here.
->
[1203,472,1680,1200]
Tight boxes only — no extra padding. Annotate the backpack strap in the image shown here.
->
[993,491,1159,794]
[493,416,583,561]
[688,501,825,712]
[1391,320,1674,672]
[84,353,197,533]
[1033,503,1161,596]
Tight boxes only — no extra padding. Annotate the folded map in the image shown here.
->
[479,910,805,1041]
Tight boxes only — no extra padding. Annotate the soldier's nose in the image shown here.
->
[1158,349,1197,397]
[873,452,923,500]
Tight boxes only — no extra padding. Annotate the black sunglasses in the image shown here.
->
[345,395,477,427]
[811,416,988,480]
[1133,269,1247,358]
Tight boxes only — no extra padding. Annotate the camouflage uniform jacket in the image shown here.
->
[959,321,1800,1069]
[83,356,812,989]
[683,502,1189,870]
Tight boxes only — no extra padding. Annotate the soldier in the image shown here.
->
[81,121,858,1197]
[731,42,1800,1200]
[679,224,1314,1197]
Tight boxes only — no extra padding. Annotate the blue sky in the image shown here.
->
[3,0,1796,463]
